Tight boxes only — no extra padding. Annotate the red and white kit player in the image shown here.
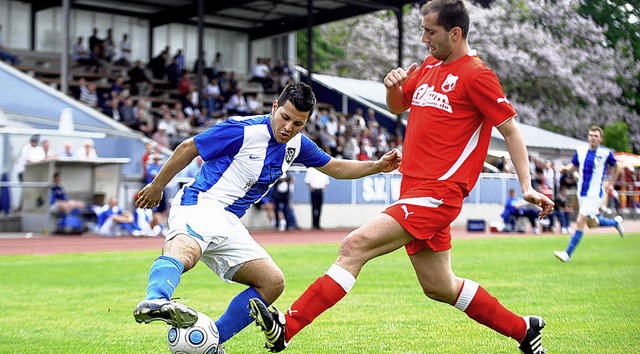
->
[250,1,554,354]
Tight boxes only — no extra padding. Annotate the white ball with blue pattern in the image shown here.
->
[167,312,220,354]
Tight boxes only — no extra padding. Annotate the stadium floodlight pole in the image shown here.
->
[61,0,71,95]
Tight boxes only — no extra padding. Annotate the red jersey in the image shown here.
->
[400,50,516,196]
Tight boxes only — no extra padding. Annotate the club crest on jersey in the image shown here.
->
[441,73,458,93]
[244,179,257,191]
[285,147,296,164]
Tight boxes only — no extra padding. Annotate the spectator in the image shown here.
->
[60,141,75,158]
[173,111,193,147]
[15,134,45,181]
[271,172,296,231]
[110,76,126,99]
[166,57,181,88]
[249,57,274,92]
[148,46,169,80]
[78,79,98,108]
[114,33,131,67]
[0,24,18,65]
[501,189,541,233]
[88,27,103,57]
[133,99,154,136]
[128,60,152,96]
[177,71,193,99]
[75,139,98,160]
[131,204,165,237]
[193,50,206,75]
[554,186,573,234]
[96,196,134,236]
[119,97,138,129]
[152,126,171,149]
[50,172,85,215]
[141,142,158,182]
[71,36,93,67]
[205,77,223,115]
[211,51,223,77]
[348,108,366,131]
[105,96,121,121]
[103,28,115,62]
[225,88,250,116]
[305,167,330,230]
[41,139,57,160]
[365,108,377,124]
[173,49,185,73]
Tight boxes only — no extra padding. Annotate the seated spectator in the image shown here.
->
[501,188,541,233]
[131,205,165,237]
[59,141,75,158]
[205,77,223,115]
[173,111,193,147]
[72,36,93,67]
[133,99,154,137]
[119,96,138,130]
[105,96,121,121]
[96,196,134,236]
[0,24,18,65]
[75,139,98,160]
[78,79,98,108]
[50,172,85,215]
[151,126,171,149]
[110,76,126,99]
[249,57,274,92]
[225,88,250,116]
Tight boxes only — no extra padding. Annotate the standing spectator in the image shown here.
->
[88,27,102,58]
[271,173,292,231]
[103,28,115,62]
[15,134,45,181]
[166,57,181,88]
[177,71,193,99]
[554,125,624,262]
[249,3,553,354]
[41,139,57,160]
[128,60,152,96]
[141,142,158,182]
[305,167,330,230]
[554,186,573,234]
[148,47,169,80]
[75,139,98,160]
[174,49,185,73]
[114,33,131,67]
[0,24,18,65]
[211,52,223,77]
[60,141,75,158]
[205,77,223,115]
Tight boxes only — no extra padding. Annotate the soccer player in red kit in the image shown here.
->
[250,1,554,353]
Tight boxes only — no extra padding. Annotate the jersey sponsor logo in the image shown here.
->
[441,73,458,92]
[412,83,452,113]
[285,147,296,164]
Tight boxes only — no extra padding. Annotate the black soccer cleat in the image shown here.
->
[518,316,547,354]
[249,298,288,352]
[133,298,198,328]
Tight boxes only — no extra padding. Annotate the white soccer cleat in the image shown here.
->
[554,250,571,263]
[614,215,624,238]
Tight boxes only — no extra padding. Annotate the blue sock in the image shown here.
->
[566,230,584,256]
[215,287,267,344]
[145,255,184,300]
[597,216,617,227]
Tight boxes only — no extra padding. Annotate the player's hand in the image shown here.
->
[377,149,402,172]
[384,63,418,89]
[522,189,554,218]
[135,183,164,209]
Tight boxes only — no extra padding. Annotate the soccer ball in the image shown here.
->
[167,312,220,354]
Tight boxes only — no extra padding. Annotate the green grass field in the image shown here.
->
[1,233,639,353]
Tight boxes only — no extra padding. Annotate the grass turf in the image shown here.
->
[1,232,638,353]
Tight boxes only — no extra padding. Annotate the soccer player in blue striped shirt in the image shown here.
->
[554,125,623,262]
[132,82,402,351]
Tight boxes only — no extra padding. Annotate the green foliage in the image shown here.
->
[1,234,639,353]
[603,121,631,152]
[296,27,345,72]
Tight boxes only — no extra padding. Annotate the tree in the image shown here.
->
[603,121,631,153]
[306,0,640,153]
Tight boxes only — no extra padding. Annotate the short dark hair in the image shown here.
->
[277,82,316,117]
[421,0,470,38]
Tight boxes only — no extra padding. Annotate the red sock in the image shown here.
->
[284,274,347,342]
[455,279,527,342]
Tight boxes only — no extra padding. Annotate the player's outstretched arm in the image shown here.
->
[136,138,199,208]
[498,118,554,218]
[317,149,402,180]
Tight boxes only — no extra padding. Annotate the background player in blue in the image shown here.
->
[133,82,402,351]
[554,125,623,262]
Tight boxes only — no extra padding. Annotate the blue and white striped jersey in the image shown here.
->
[174,114,331,218]
[571,145,617,198]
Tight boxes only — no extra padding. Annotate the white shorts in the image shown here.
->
[167,203,270,283]
[577,196,603,218]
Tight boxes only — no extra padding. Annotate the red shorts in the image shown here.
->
[383,177,464,254]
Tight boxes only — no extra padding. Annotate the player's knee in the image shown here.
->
[339,231,370,262]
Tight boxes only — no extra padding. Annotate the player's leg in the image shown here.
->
[595,214,624,237]
[215,258,284,344]
[133,233,202,326]
[250,213,412,351]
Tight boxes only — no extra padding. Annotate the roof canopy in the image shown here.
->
[22,0,417,40]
